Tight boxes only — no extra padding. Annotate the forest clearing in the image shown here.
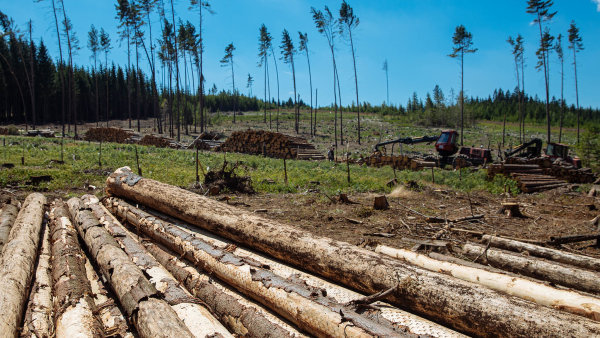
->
[2,0,600,337]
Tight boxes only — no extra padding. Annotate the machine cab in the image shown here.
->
[435,130,459,157]
[545,142,582,168]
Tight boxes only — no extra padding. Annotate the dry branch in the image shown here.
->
[65,197,195,338]
[0,193,46,337]
[104,167,600,337]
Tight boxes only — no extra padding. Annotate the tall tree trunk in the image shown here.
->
[349,29,360,144]
[126,28,132,129]
[170,0,182,142]
[136,43,141,132]
[537,15,551,144]
[573,49,580,144]
[291,55,297,133]
[460,50,464,145]
[29,21,36,129]
[559,56,564,143]
[50,0,65,136]
[270,47,280,132]
[60,2,76,137]
[305,49,313,136]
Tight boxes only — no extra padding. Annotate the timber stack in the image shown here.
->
[488,161,596,185]
[359,153,435,171]
[84,127,136,144]
[216,129,324,160]
[139,134,181,149]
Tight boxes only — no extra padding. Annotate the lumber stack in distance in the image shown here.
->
[105,166,600,337]
[0,193,46,337]
[66,197,195,338]
[216,129,324,160]
[84,127,136,144]
[489,158,597,184]
[375,244,600,320]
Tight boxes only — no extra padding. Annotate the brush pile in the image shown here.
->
[216,129,324,160]
[203,160,255,195]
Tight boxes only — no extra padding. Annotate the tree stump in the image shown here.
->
[499,202,524,218]
[373,196,389,210]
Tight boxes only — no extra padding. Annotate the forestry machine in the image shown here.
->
[374,130,492,167]
[504,138,582,168]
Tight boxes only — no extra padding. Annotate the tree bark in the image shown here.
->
[376,244,600,320]
[21,222,53,338]
[462,243,600,295]
[0,193,46,337]
[0,201,19,254]
[103,196,405,338]
[65,197,194,338]
[482,235,600,272]
[50,202,103,338]
[81,195,232,338]
[104,167,600,337]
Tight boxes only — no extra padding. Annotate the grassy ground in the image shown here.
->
[0,135,517,197]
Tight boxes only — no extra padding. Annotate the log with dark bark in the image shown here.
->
[104,197,406,338]
[65,197,195,338]
[482,235,600,272]
[50,202,103,337]
[0,201,19,254]
[462,243,600,295]
[105,167,600,337]
[81,195,232,337]
[0,193,46,337]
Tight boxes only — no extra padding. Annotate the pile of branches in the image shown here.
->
[204,160,254,194]
[84,127,134,143]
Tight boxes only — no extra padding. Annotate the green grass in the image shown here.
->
[0,135,516,196]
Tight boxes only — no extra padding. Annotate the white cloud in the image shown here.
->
[594,0,600,12]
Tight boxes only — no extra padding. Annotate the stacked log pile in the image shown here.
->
[487,161,596,191]
[216,129,324,160]
[359,153,435,171]
[84,127,136,144]
[504,157,597,183]
[138,134,181,149]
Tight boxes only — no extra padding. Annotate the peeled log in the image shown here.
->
[66,197,195,338]
[0,202,19,254]
[0,193,46,337]
[462,243,600,295]
[21,222,53,338]
[104,167,600,337]
[50,202,103,338]
[483,235,600,272]
[81,195,232,338]
[376,244,600,320]
[105,197,404,338]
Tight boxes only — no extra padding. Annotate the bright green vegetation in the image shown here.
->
[0,135,518,196]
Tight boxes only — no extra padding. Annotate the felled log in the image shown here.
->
[104,197,403,338]
[143,242,304,338]
[50,202,103,337]
[0,193,46,337]
[462,243,600,295]
[482,235,600,272]
[82,196,232,338]
[21,222,53,338]
[0,201,19,254]
[376,244,600,320]
[66,198,195,338]
[548,234,600,245]
[105,167,600,337]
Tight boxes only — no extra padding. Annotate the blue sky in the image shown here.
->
[3,0,599,109]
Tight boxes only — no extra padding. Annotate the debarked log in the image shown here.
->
[104,197,406,338]
[482,235,600,272]
[81,195,232,338]
[0,201,19,254]
[0,193,46,337]
[66,197,195,338]
[376,244,600,320]
[462,243,600,295]
[21,221,53,338]
[105,167,600,337]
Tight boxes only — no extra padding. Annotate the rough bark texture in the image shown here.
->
[0,201,19,254]
[462,243,600,295]
[483,235,600,272]
[376,244,600,320]
[105,167,600,337]
[0,193,46,337]
[143,241,304,338]
[104,197,406,338]
[65,197,194,338]
[50,202,103,338]
[21,221,53,338]
[81,195,232,338]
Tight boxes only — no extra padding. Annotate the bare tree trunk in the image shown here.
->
[104,167,600,337]
[270,47,280,132]
[170,0,182,142]
[50,0,66,136]
[28,21,36,130]
[574,49,580,144]
[349,29,360,144]
[0,193,46,337]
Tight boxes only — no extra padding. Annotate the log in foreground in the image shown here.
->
[105,197,406,338]
[376,244,600,320]
[0,201,19,254]
[66,197,195,338]
[82,195,232,338]
[105,167,600,337]
[50,202,104,337]
[21,221,53,338]
[0,193,46,337]
[482,235,600,272]
[462,243,600,295]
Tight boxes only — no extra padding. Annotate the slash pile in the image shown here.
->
[2,167,600,337]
